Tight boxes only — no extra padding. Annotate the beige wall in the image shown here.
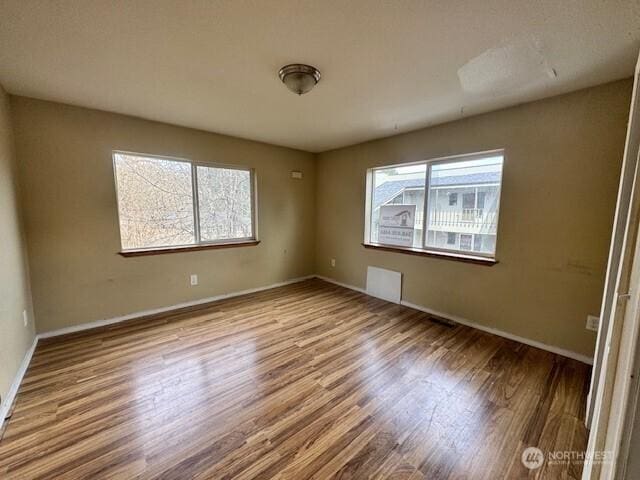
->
[316,79,632,358]
[11,97,316,333]
[7,79,631,358]
[0,86,35,406]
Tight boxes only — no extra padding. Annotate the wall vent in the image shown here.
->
[366,266,402,303]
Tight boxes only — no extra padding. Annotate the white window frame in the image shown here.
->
[364,149,505,260]
[112,150,258,253]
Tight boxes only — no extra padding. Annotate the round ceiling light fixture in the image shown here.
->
[278,64,321,95]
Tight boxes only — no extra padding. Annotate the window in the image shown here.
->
[113,152,256,252]
[365,150,504,259]
[477,191,486,210]
[460,234,473,251]
[462,192,475,209]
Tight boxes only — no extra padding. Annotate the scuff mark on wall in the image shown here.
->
[566,259,596,276]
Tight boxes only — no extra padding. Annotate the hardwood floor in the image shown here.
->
[0,278,590,479]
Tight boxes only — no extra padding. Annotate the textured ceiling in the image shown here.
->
[1,0,639,152]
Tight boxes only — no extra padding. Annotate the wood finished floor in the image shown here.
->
[0,278,590,480]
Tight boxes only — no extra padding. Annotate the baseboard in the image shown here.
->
[316,274,594,365]
[315,275,367,294]
[401,299,594,365]
[38,275,316,339]
[1,335,38,430]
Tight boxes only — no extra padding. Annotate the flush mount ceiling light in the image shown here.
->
[278,64,321,95]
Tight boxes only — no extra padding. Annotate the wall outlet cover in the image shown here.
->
[190,274,198,286]
[586,315,600,331]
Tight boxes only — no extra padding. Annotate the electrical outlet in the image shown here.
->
[22,310,28,327]
[586,315,600,331]
[331,258,336,267]
[190,274,198,286]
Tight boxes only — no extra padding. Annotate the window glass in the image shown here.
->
[197,166,253,241]
[370,164,426,248]
[366,152,503,258]
[114,153,195,250]
[425,155,503,255]
[462,192,475,209]
[426,155,502,254]
[477,191,486,210]
[460,234,473,250]
[113,152,255,251]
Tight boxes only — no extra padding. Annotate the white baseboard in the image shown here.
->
[316,274,594,365]
[401,299,594,365]
[38,275,315,339]
[315,275,367,294]
[1,335,38,430]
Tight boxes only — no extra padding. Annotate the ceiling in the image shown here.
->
[1,1,639,153]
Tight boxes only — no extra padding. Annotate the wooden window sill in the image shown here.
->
[362,243,498,266]
[119,240,260,257]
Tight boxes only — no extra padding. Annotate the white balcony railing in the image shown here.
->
[429,209,497,229]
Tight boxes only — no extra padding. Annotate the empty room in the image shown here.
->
[2,1,640,479]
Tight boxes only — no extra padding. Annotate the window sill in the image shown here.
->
[362,243,498,266]
[119,240,260,257]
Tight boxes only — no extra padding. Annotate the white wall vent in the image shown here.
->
[366,266,402,303]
